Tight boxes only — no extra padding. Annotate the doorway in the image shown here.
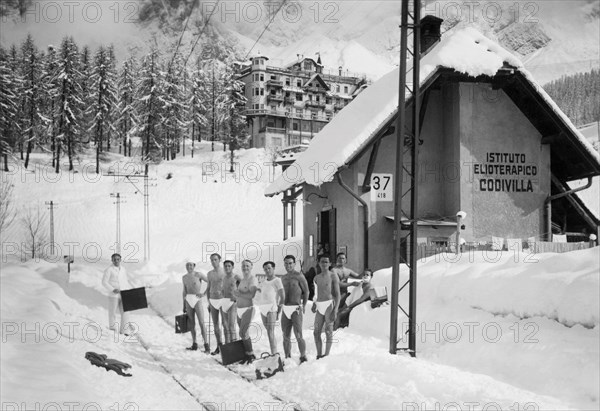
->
[317,208,336,262]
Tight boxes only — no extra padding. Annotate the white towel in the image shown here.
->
[346,285,364,306]
[491,236,504,251]
[282,305,299,319]
[185,294,200,308]
[553,234,567,243]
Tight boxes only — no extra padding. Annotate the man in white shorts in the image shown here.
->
[182,261,209,352]
[256,261,285,355]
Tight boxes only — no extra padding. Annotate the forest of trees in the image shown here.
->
[0,32,249,174]
[543,68,600,128]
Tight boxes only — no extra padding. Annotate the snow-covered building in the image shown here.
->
[236,55,368,149]
[264,20,600,271]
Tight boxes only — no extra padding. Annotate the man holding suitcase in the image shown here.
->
[102,253,133,335]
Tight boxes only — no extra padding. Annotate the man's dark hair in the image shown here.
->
[318,254,330,262]
[224,260,234,267]
[364,268,373,277]
[336,252,346,259]
[263,261,275,268]
[111,253,121,259]
[210,253,222,260]
[283,255,296,263]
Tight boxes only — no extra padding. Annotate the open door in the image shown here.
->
[317,208,337,261]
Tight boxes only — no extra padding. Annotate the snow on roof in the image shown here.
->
[265,27,524,196]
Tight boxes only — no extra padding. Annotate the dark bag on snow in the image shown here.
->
[175,314,190,333]
[220,340,247,365]
[254,352,284,380]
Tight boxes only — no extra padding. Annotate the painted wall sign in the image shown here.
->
[371,173,393,201]
[474,152,537,192]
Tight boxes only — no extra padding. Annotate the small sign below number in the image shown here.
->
[371,173,393,202]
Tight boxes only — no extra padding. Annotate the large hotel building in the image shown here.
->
[236,55,369,148]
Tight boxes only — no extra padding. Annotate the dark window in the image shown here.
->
[296,94,302,101]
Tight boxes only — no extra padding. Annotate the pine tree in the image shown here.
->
[79,45,93,144]
[116,55,138,157]
[136,47,162,174]
[105,44,118,151]
[88,45,118,173]
[8,44,25,160]
[223,71,248,172]
[0,46,20,172]
[20,34,44,169]
[189,58,209,156]
[55,36,83,172]
[42,45,60,168]
[159,52,188,161]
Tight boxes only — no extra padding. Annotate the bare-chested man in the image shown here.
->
[182,262,209,353]
[331,252,360,307]
[281,255,309,363]
[222,260,242,344]
[206,253,225,355]
[312,254,340,358]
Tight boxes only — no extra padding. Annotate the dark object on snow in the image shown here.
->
[175,314,190,334]
[220,340,246,365]
[120,287,148,312]
[85,352,132,377]
[254,352,284,380]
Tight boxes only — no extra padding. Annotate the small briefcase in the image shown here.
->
[120,287,148,312]
[175,314,190,334]
[220,340,247,365]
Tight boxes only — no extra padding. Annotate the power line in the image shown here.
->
[243,0,289,60]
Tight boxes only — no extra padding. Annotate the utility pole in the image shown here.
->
[212,59,216,152]
[44,201,56,255]
[390,0,421,357]
[110,193,124,254]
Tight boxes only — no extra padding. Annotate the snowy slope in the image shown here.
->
[2,242,597,409]
[2,142,286,271]
[2,145,599,409]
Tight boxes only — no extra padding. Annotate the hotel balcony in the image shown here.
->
[267,94,284,103]
[305,100,326,109]
[266,79,283,88]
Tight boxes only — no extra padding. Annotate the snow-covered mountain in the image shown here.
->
[1,0,598,82]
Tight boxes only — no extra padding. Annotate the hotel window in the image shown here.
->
[336,85,340,92]
[285,77,290,86]
[285,91,291,97]
[293,122,299,131]
[297,108,303,116]
[260,88,265,96]
[297,79,302,87]
[296,93,302,101]
[304,61,311,70]
[344,86,348,93]
[260,74,264,81]
[326,97,331,104]
[271,75,276,80]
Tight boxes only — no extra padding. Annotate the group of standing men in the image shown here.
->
[182,252,356,363]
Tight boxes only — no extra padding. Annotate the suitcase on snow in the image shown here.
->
[220,340,247,365]
[175,314,190,334]
[254,352,284,380]
[120,287,148,312]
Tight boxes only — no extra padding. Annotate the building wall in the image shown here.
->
[458,83,550,241]
[301,81,551,272]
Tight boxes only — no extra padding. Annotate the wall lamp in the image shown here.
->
[304,192,328,205]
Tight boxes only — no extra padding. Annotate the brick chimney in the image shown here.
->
[420,15,443,56]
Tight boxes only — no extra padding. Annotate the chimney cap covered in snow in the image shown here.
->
[420,15,443,56]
